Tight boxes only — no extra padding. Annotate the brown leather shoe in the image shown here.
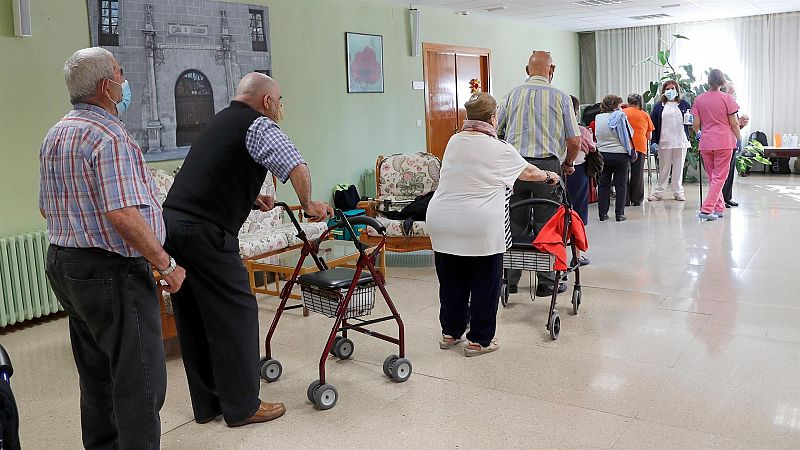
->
[227,401,286,427]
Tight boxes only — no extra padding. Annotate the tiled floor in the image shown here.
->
[4,173,800,449]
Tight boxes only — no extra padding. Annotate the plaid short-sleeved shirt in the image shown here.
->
[39,103,164,257]
[245,117,306,182]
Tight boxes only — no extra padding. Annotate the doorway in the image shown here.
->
[422,43,491,160]
[175,70,214,147]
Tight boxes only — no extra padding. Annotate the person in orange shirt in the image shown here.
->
[623,93,654,206]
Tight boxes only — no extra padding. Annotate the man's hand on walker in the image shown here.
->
[254,195,275,212]
[303,201,334,222]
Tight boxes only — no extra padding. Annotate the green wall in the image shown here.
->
[0,0,89,235]
[267,0,580,204]
[0,0,578,236]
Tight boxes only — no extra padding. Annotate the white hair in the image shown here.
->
[64,47,115,103]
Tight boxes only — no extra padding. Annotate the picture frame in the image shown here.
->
[345,32,384,93]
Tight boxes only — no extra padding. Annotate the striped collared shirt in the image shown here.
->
[497,75,580,160]
[39,103,164,257]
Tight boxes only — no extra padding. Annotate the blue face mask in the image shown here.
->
[116,80,131,113]
[665,89,678,101]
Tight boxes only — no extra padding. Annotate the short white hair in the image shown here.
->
[64,47,115,103]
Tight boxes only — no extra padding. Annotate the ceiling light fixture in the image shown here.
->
[630,13,672,20]
[485,6,507,12]
[574,0,628,6]
[660,3,681,8]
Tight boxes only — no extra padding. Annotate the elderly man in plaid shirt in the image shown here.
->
[40,47,186,449]
[162,73,333,427]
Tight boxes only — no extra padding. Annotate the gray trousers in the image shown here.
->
[508,155,562,290]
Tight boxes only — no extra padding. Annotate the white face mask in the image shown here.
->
[665,89,678,101]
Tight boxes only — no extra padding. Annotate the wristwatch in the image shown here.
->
[545,171,552,183]
[157,256,177,277]
[562,161,574,167]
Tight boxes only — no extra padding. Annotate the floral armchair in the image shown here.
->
[148,168,326,260]
[358,153,441,270]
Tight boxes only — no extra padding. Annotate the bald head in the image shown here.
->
[527,51,555,81]
[234,72,283,120]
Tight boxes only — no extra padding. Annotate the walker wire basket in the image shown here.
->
[300,282,376,319]
[503,248,555,272]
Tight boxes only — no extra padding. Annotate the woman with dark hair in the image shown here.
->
[623,93,654,206]
[594,95,636,222]
[648,80,692,202]
[691,69,741,221]
[426,92,560,356]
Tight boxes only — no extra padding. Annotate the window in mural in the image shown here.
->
[250,9,267,52]
[99,0,120,46]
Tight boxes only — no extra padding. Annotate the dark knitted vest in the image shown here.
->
[164,101,267,235]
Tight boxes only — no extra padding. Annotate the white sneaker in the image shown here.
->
[674,193,685,201]
[648,194,663,201]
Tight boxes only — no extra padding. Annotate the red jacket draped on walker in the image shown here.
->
[532,206,588,271]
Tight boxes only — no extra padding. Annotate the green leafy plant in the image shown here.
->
[737,140,771,175]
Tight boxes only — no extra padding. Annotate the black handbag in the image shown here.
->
[585,151,604,178]
[333,184,361,211]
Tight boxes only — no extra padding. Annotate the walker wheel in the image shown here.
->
[549,313,561,340]
[329,336,342,356]
[333,338,354,360]
[389,357,412,383]
[260,359,282,382]
[383,354,399,378]
[572,289,581,315]
[313,383,338,410]
[501,284,509,307]
[307,380,322,403]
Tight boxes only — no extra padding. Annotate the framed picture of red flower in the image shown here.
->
[345,32,384,93]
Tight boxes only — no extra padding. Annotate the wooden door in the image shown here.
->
[423,44,491,160]
[175,70,215,147]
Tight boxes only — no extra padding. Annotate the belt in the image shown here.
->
[524,155,559,161]
[51,244,142,260]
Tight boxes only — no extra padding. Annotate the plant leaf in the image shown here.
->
[658,50,667,66]
[755,156,772,165]
[673,34,689,40]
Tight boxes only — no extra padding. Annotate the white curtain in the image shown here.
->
[594,25,662,103]
[593,11,800,138]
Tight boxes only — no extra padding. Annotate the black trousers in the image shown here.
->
[722,145,738,202]
[46,245,166,450]
[163,209,261,425]
[627,153,645,205]
[435,252,503,347]
[565,163,589,225]
[508,155,561,289]
[598,152,631,218]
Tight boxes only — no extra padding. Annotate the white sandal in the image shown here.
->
[439,334,464,350]
[464,339,499,357]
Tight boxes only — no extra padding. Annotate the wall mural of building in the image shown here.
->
[87,0,271,161]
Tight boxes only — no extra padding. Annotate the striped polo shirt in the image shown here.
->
[39,103,164,257]
[497,75,581,160]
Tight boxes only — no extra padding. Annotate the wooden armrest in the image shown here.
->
[288,204,305,222]
[357,200,379,217]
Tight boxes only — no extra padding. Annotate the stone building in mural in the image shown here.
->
[88,0,271,160]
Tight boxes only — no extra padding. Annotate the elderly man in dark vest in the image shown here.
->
[163,73,333,427]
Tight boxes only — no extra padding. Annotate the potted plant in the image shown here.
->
[737,139,771,176]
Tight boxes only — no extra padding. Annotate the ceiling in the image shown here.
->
[398,0,800,31]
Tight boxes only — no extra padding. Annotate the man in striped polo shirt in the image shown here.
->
[497,51,581,296]
[39,47,185,449]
